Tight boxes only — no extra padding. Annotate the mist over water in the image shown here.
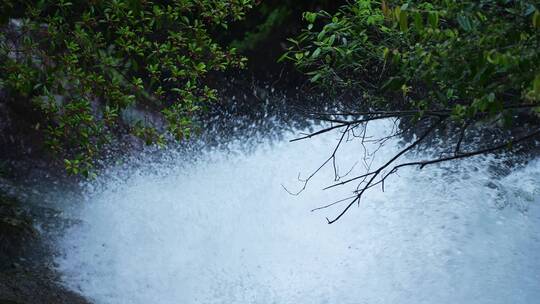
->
[55,119,540,304]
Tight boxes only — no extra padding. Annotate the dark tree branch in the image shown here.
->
[282,125,350,196]
[327,128,540,224]
[325,118,446,224]
[290,115,395,142]
[387,128,540,172]
[311,195,357,212]
[288,103,539,224]
[454,121,470,155]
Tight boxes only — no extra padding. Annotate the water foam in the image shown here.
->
[56,120,540,304]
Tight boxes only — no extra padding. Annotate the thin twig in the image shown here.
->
[326,118,446,224]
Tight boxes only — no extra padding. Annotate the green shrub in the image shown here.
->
[0,0,254,176]
[283,0,540,121]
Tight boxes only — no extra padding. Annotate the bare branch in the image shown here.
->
[288,105,539,224]
[326,118,446,224]
[290,115,396,142]
[311,195,357,212]
[327,127,539,224]
[388,128,540,172]
[282,125,350,195]
[454,121,469,155]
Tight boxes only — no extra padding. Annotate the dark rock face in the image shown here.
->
[0,195,37,272]
[0,201,35,266]
[0,271,90,304]
[1,90,89,303]
[0,194,91,304]
[0,99,39,161]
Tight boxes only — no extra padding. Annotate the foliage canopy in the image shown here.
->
[1,0,540,177]
[283,0,540,123]
[0,0,253,175]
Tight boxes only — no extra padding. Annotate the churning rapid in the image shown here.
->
[54,118,540,304]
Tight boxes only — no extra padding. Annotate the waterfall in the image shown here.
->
[55,119,540,304]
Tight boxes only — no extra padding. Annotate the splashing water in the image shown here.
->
[55,119,540,304]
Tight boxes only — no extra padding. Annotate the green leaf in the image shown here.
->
[413,12,424,31]
[533,10,540,28]
[196,62,206,71]
[328,34,336,46]
[457,14,472,32]
[277,53,291,62]
[312,47,322,59]
[310,73,322,82]
[303,12,317,24]
[317,30,326,40]
[381,76,404,91]
[398,10,408,31]
[428,12,439,28]
[534,75,540,94]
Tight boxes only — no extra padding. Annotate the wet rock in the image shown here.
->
[0,194,91,304]
[0,195,36,270]
[0,270,89,304]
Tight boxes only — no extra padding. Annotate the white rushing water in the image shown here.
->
[55,119,540,304]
